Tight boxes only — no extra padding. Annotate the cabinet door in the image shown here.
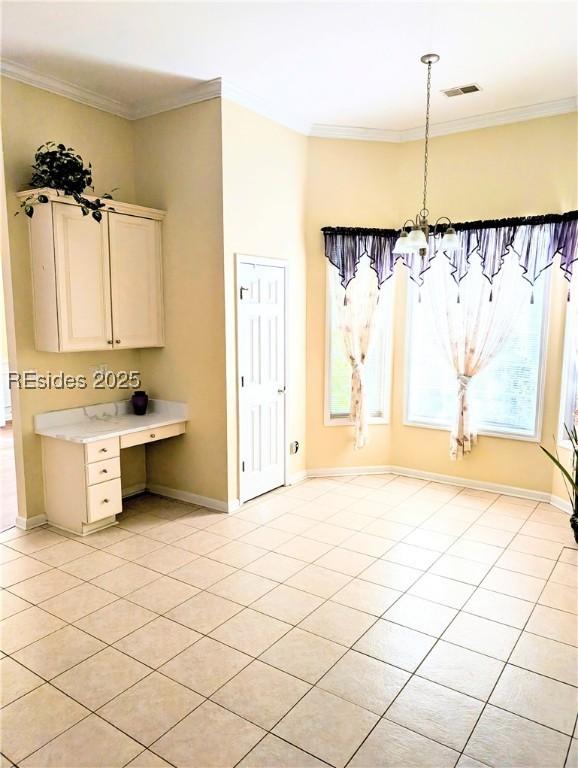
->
[53,203,113,351]
[109,213,164,348]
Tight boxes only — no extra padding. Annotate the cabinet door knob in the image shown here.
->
[102,498,109,503]
[100,448,108,453]
[115,339,121,344]
[101,469,108,474]
[150,433,156,438]
[107,340,113,345]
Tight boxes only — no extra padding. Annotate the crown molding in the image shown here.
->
[129,77,222,119]
[312,96,578,143]
[220,80,310,135]
[400,96,578,141]
[310,124,403,142]
[2,57,576,141]
[0,58,132,119]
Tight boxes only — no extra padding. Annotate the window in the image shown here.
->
[406,257,549,439]
[326,257,393,424]
[559,297,578,444]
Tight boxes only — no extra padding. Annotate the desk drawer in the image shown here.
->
[85,437,120,463]
[86,457,121,486]
[120,422,186,449]
[87,478,122,523]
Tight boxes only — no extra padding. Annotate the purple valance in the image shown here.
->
[323,210,578,289]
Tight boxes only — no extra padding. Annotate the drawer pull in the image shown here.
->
[100,448,108,453]
[102,498,109,504]
[150,433,156,438]
[101,469,108,474]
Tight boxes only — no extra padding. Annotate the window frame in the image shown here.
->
[403,268,551,443]
[324,262,394,427]
[558,297,577,449]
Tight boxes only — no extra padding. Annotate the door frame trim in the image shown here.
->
[235,254,288,505]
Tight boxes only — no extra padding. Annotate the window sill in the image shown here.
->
[325,417,390,428]
[557,439,573,451]
[403,418,540,443]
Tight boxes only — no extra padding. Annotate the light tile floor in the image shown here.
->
[1,475,577,767]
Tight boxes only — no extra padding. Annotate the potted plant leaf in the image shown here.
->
[18,142,116,222]
[541,425,578,543]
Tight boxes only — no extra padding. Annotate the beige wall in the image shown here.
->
[221,99,308,499]
[306,113,578,494]
[305,138,401,470]
[2,75,576,517]
[133,99,228,503]
[1,78,145,518]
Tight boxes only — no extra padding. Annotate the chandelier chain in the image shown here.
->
[422,61,432,217]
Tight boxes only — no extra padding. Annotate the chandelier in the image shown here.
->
[393,54,460,257]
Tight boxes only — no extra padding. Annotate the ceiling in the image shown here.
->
[1,1,577,136]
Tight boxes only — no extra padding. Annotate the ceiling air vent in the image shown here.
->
[442,84,481,97]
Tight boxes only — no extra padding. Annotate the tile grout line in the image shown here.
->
[343,481,510,766]
[458,540,576,765]
[1,482,576,767]
[344,484,577,766]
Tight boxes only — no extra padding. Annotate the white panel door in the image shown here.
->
[238,260,286,502]
[52,203,113,351]
[109,212,164,349]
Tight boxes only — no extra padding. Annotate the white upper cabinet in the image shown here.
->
[20,189,166,352]
[109,213,164,349]
[53,202,113,351]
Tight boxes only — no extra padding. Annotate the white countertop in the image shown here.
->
[34,399,188,443]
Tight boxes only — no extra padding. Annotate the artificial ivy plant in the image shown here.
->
[18,142,115,222]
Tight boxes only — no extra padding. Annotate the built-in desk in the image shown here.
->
[35,399,187,535]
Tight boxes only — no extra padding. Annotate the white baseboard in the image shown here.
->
[147,483,239,513]
[305,463,564,509]
[388,465,552,503]
[16,467,572,530]
[287,470,308,485]
[122,483,147,499]
[308,465,390,478]
[16,513,47,530]
[550,495,573,514]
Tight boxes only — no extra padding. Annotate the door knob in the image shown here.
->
[107,340,113,345]
[115,339,121,344]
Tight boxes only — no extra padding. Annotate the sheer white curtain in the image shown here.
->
[569,278,578,428]
[331,256,381,449]
[423,251,531,459]
[568,277,578,370]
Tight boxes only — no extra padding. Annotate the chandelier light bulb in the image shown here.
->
[440,227,460,251]
[393,231,409,254]
[407,228,428,249]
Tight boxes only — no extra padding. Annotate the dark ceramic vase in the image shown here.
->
[131,391,149,416]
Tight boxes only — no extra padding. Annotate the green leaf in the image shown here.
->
[92,210,102,222]
[25,206,34,218]
[37,194,48,203]
[81,206,89,216]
